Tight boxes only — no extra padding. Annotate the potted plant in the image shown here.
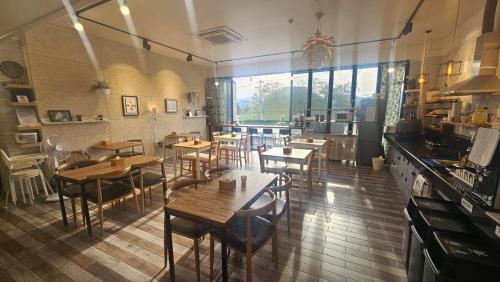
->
[91,80,111,95]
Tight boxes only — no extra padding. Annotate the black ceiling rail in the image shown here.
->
[73,0,425,64]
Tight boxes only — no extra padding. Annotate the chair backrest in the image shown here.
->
[131,158,166,188]
[233,127,242,133]
[248,128,257,134]
[263,128,273,135]
[307,149,316,173]
[239,134,248,150]
[204,165,230,181]
[189,131,202,141]
[272,173,292,194]
[257,144,267,173]
[57,159,98,173]
[207,140,220,164]
[279,129,290,135]
[126,139,145,154]
[97,154,119,163]
[0,149,12,169]
[235,189,276,253]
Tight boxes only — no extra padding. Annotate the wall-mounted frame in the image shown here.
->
[195,110,205,116]
[48,110,72,122]
[122,95,139,116]
[165,99,178,113]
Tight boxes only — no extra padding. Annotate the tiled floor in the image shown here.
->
[0,153,407,281]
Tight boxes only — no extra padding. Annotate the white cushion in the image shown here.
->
[181,152,216,162]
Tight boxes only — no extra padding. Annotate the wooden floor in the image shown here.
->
[0,152,407,282]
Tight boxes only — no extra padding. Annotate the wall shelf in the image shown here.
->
[17,124,41,131]
[184,116,207,119]
[7,101,37,107]
[41,118,109,125]
[404,89,420,94]
[3,83,32,89]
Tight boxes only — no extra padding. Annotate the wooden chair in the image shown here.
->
[203,165,230,181]
[277,129,290,146]
[56,159,99,226]
[166,178,210,282]
[250,173,292,236]
[131,159,167,215]
[257,144,288,174]
[285,149,316,196]
[283,136,291,147]
[180,140,220,176]
[87,166,140,233]
[163,136,188,161]
[210,189,278,282]
[219,134,248,167]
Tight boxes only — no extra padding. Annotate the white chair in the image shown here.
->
[0,149,50,206]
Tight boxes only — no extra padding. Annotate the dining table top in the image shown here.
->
[165,132,200,138]
[216,134,242,141]
[166,169,276,228]
[56,155,159,183]
[260,147,313,161]
[173,140,212,149]
[92,141,142,151]
[290,138,328,146]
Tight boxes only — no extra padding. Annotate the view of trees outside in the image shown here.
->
[233,67,379,125]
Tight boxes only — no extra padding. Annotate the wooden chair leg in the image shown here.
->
[238,150,242,167]
[246,250,252,282]
[180,159,184,176]
[98,203,104,233]
[148,187,152,200]
[70,198,77,226]
[194,237,201,282]
[210,235,214,281]
[133,191,140,217]
[141,187,145,215]
[80,197,86,227]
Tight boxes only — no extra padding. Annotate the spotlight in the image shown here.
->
[186,54,193,62]
[387,67,395,73]
[74,21,84,31]
[214,80,219,86]
[142,38,151,51]
[120,1,130,15]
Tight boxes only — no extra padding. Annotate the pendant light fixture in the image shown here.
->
[440,0,462,77]
[303,11,335,69]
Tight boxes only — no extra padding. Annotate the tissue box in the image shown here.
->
[283,147,292,155]
[110,158,125,166]
[219,178,236,191]
[194,140,202,145]
[102,139,112,145]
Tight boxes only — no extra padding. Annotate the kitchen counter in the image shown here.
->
[384,133,500,247]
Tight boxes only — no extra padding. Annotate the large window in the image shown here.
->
[311,71,330,110]
[290,73,308,118]
[355,67,379,106]
[233,73,291,125]
[332,69,353,110]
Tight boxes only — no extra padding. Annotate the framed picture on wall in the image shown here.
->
[48,110,72,122]
[165,99,177,113]
[16,109,38,125]
[195,110,205,117]
[122,96,139,116]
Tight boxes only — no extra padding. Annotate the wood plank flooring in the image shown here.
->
[0,153,407,282]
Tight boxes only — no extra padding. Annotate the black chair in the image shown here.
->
[250,173,292,236]
[262,128,275,147]
[232,127,242,134]
[247,128,262,147]
[119,139,145,157]
[165,179,210,282]
[56,159,98,226]
[131,158,167,215]
[210,189,278,282]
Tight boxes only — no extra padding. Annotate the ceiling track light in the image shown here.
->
[142,38,151,51]
[120,0,130,15]
[74,20,84,31]
[186,54,193,62]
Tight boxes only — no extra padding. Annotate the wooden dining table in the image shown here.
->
[289,138,328,179]
[164,169,277,282]
[92,141,142,154]
[172,140,212,179]
[54,155,160,236]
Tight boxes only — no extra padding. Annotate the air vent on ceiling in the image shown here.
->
[196,26,245,45]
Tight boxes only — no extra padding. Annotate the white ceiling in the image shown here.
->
[1,0,487,65]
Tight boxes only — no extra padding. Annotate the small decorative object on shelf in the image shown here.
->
[186,110,194,117]
[283,147,292,155]
[91,80,111,95]
[48,110,72,122]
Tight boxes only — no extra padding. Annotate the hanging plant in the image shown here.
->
[91,80,111,95]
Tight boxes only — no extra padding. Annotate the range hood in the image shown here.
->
[442,0,500,95]
[443,32,500,94]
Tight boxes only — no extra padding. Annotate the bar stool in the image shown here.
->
[262,128,275,147]
[247,127,261,148]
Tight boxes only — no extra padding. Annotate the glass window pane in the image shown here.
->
[233,73,291,125]
[356,67,379,104]
[332,69,353,110]
[311,71,330,110]
[290,73,308,118]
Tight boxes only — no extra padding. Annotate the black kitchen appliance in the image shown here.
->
[467,128,500,210]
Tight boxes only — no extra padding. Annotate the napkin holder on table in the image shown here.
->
[111,158,125,166]
[194,140,202,145]
[283,147,292,155]
[219,178,236,191]
[307,138,314,143]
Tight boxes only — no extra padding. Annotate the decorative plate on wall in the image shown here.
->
[0,60,24,79]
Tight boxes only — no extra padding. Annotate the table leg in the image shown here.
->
[173,147,178,177]
[80,183,92,236]
[318,151,322,180]
[221,237,228,282]
[57,178,68,226]
[195,151,201,179]
[165,210,175,281]
[299,164,304,205]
